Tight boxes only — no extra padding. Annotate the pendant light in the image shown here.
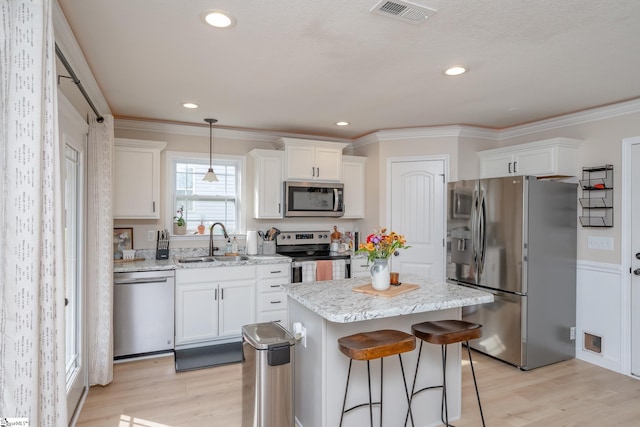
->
[203,118,218,182]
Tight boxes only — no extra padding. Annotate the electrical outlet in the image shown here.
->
[570,326,576,340]
[148,230,155,241]
[587,236,614,251]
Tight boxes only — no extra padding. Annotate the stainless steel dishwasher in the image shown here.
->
[113,269,175,359]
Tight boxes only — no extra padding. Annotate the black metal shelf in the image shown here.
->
[579,165,613,227]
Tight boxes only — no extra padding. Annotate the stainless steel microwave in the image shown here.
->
[284,181,344,217]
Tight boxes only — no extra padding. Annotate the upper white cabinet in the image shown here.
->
[276,137,348,182]
[113,138,166,219]
[249,149,284,219]
[478,138,582,178]
[342,155,366,218]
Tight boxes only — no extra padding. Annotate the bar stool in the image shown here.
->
[338,329,416,427]
[406,320,485,427]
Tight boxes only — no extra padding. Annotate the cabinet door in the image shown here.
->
[254,152,283,218]
[479,152,513,178]
[513,147,555,176]
[113,144,161,218]
[314,147,342,181]
[219,280,255,337]
[286,145,316,180]
[342,157,366,218]
[175,284,219,345]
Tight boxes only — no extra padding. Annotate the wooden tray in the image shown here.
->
[352,283,419,297]
[113,258,145,263]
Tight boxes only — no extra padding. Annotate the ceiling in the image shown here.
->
[57,0,640,139]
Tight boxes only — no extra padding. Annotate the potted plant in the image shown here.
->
[173,206,187,235]
[355,227,409,291]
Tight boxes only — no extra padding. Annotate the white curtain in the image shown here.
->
[0,0,68,424]
[86,115,114,386]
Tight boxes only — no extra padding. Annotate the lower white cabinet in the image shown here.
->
[256,263,291,325]
[350,256,371,278]
[175,266,256,347]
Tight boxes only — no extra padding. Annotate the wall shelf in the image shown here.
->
[579,164,613,227]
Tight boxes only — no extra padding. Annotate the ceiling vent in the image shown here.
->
[370,0,437,24]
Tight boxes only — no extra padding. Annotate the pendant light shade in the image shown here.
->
[203,118,218,182]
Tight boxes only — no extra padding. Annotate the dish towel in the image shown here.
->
[316,260,333,281]
[332,259,346,280]
[301,261,317,283]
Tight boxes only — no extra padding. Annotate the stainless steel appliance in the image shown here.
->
[242,322,295,427]
[276,231,351,282]
[113,269,175,359]
[283,181,344,217]
[447,176,577,370]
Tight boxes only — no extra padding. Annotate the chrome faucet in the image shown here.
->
[209,222,229,256]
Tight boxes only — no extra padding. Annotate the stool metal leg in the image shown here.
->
[398,353,415,427]
[466,342,486,427]
[441,344,450,427]
[367,360,374,427]
[379,358,383,427]
[340,359,353,427]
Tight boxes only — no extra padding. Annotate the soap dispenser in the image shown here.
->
[225,238,232,254]
[231,236,238,254]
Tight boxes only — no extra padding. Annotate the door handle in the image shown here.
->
[634,268,640,276]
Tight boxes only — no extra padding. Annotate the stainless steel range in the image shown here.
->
[276,231,351,282]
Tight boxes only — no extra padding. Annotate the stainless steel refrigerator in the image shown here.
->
[447,176,577,370]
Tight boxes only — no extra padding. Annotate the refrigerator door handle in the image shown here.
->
[471,189,479,273]
[477,192,487,275]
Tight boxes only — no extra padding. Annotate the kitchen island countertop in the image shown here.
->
[281,275,493,323]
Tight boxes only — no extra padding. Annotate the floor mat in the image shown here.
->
[175,341,243,372]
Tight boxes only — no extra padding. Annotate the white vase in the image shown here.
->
[370,258,390,291]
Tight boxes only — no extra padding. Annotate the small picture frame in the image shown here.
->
[113,227,134,259]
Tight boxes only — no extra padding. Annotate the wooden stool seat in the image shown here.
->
[338,329,416,361]
[411,320,482,345]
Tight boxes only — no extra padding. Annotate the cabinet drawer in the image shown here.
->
[259,292,288,311]
[257,309,288,325]
[350,259,371,274]
[257,264,290,279]
[259,280,285,293]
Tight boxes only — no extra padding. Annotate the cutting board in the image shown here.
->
[352,283,419,297]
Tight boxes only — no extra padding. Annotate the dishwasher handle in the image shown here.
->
[114,277,169,285]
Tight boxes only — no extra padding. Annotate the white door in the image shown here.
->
[630,141,640,376]
[389,159,446,281]
[59,93,88,420]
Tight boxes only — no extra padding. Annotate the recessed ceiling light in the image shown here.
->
[182,102,199,109]
[202,10,236,28]
[445,66,467,76]
[336,121,349,126]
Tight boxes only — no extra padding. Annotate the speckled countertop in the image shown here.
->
[113,251,291,273]
[281,275,494,323]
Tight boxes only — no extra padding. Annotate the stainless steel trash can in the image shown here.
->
[242,322,295,427]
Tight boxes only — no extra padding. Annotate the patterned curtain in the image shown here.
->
[0,0,68,424]
[86,115,114,386]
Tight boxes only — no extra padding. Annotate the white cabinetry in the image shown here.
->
[277,138,348,182]
[342,155,366,218]
[113,138,166,219]
[256,264,291,325]
[249,149,284,219]
[478,138,582,178]
[175,266,255,347]
[350,256,371,278]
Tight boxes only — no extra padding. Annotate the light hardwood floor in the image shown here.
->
[76,351,640,427]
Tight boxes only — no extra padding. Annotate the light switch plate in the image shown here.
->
[587,236,614,251]
[148,230,156,242]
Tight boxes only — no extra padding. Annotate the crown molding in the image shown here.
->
[351,125,498,148]
[498,98,640,140]
[53,2,110,114]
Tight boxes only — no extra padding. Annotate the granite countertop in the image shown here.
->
[281,275,494,323]
[113,253,291,273]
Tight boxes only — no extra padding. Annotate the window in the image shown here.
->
[167,151,245,235]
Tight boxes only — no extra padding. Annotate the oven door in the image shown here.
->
[291,260,351,282]
[284,181,344,217]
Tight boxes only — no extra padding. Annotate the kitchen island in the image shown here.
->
[282,275,493,427]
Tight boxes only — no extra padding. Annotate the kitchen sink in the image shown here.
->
[175,256,219,263]
[213,255,251,262]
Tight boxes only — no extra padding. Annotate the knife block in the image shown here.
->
[156,249,169,260]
